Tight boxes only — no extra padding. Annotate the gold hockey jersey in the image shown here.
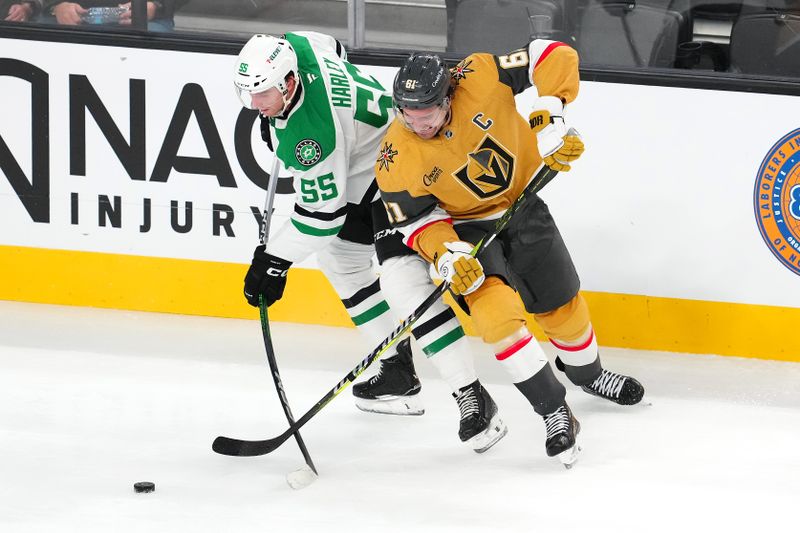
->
[375,40,579,262]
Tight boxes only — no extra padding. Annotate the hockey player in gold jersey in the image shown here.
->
[375,44,645,467]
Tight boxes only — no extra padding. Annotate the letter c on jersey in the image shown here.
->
[472,113,493,131]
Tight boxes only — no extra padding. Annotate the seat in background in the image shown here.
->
[446,0,578,54]
[729,0,800,76]
[576,0,693,68]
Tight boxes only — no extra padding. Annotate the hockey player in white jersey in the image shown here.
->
[233,32,506,453]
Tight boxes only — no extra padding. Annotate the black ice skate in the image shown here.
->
[353,338,424,416]
[543,404,581,469]
[581,369,645,405]
[453,381,508,453]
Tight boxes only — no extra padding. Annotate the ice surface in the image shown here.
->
[1,301,798,532]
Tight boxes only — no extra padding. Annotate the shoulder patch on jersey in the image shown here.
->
[377,142,398,172]
[295,139,323,166]
[452,53,503,95]
[451,59,474,84]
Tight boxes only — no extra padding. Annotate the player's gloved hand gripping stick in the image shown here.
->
[529,96,584,172]
[212,130,577,458]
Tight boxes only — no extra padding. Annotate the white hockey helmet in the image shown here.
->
[234,34,298,110]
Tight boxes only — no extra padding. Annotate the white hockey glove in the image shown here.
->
[434,241,485,296]
[529,96,584,172]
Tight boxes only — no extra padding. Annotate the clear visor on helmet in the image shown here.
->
[396,97,451,136]
[235,84,274,110]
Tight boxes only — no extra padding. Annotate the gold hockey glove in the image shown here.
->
[435,241,485,296]
[529,96,584,172]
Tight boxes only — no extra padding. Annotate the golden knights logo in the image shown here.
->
[377,142,398,172]
[454,135,514,199]
[451,59,474,84]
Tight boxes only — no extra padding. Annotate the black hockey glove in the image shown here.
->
[243,245,292,308]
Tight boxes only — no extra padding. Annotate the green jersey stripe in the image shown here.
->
[291,219,343,236]
[292,212,345,230]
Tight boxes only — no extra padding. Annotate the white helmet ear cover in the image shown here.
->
[233,34,298,109]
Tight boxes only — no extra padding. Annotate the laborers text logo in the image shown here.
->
[754,128,800,276]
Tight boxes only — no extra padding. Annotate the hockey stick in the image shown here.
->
[213,162,559,457]
[249,156,318,476]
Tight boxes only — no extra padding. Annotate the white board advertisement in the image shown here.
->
[2,38,800,310]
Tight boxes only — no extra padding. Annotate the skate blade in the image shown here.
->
[355,396,425,416]
[556,444,581,469]
[467,414,508,454]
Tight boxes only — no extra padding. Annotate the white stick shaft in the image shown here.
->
[260,155,282,246]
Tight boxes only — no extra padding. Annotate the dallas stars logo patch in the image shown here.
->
[377,142,398,171]
[451,60,474,83]
[295,139,322,166]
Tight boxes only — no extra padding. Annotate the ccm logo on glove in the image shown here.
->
[243,245,293,307]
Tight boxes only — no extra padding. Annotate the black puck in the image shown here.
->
[133,481,155,493]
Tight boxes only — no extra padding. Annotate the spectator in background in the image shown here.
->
[42,0,180,31]
[117,1,164,28]
[3,0,41,21]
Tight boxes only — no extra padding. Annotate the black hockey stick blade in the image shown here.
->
[213,434,287,456]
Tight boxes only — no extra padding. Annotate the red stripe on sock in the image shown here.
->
[549,329,594,352]
[495,335,533,361]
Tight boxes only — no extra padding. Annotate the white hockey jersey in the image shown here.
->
[266,31,395,263]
